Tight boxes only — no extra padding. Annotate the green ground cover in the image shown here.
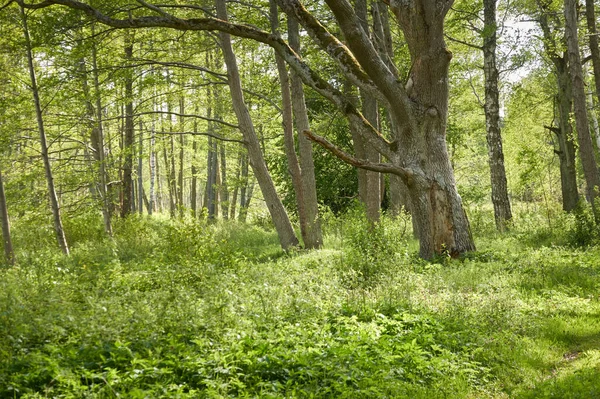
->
[1,208,599,398]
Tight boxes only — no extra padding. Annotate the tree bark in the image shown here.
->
[270,1,311,245]
[220,143,229,220]
[565,0,600,213]
[178,96,185,218]
[356,0,381,224]
[91,30,114,232]
[585,0,600,105]
[287,18,323,249]
[537,6,580,211]
[20,4,69,255]
[0,167,14,265]
[121,32,135,218]
[483,0,512,232]
[217,0,299,249]
[238,151,249,222]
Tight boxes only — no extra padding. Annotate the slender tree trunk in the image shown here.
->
[20,5,69,255]
[91,31,113,233]
[287,17,323,248]
[565,0,600,213]
[556,62,581,211]
[121,32,135,218]
[537,10,580,211]
[585,0,600,105]
[178,96,185,218]
[191,118,198,218]
[587,86,600,152]
[138,120,144,214]
[216,0,298,249]
[149,104,156,215]
[356,0,381,224]
[270,1,310,243]
[230,152,241,220]
[220,143,229,220]
[238,152,249,222]
[483,0,512,232]
[0,168,14,265]
[206,137,218,220]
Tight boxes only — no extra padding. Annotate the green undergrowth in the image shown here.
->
[1,209,600,398]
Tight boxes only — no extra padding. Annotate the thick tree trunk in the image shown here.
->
[121,33,135,218]
[0,168,14,265]
[565,0,600,212]
[483,0,512,232]
[20,5,69,255]
[217,0,299,249]
[391,2,475,258]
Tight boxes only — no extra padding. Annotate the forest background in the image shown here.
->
[1,0,600,397]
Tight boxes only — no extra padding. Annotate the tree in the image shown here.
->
[532,0,579,211]
[19,0,475,258]
[564,0,600,215]
[0,167,14,265]
[19,1,69,255]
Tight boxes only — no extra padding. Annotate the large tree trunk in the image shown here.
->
[565,0,600,213]
[20,4,69,255]
[121,33,135,218]
[483,0,512,232]
[0,167,14,265]
[217,0,299,249]
[389,1,475,258]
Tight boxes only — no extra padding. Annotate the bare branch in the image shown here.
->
[304,130,414,180]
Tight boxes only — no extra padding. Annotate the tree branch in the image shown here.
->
[304,130,414,180]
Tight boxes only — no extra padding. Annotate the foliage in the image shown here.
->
[2,212,600,397]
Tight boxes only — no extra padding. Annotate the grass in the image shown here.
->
[0,207,599,397]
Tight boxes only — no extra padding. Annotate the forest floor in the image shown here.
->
[1,207,600,398]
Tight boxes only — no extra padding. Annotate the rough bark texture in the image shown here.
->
[537,7,579,211]
[20,4,69,255]
[483,0,512,232]
[0,168,14,265]
[121,34,135,218]
[288,18,323,249]
[565,0,600,211]
[216,0,298,249]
